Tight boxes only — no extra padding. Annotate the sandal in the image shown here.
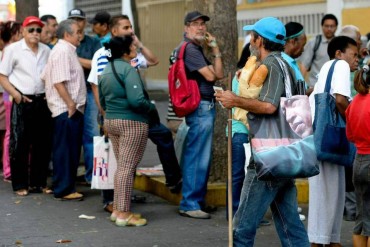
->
[15,189,28,196]
[115,214,147,227]
[42,187,53,194]
[110,212,142,222]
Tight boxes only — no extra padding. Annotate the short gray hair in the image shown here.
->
[56,19,77,39]
[339,25,360,41]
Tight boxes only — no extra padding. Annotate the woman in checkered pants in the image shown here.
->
[98,36,158,227]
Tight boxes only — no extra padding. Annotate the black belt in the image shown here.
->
[23,93,45,99]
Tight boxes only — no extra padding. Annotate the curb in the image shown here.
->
[134,175,309,205]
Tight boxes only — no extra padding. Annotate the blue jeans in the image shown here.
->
[227,133,248,218]
[52,111,83,198]
[233,168,309,247]
[180,100,215,211]
[82,89,99,182]
[148,123,182,186]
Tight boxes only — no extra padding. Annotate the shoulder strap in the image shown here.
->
[177,41,188,60]
[111,60,125,89]
[324,59,339,93]
[313,34,322,54]
[274,55,293,98]
[309,35,322,71]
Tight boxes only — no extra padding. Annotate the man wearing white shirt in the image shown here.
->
[0,16,52,196]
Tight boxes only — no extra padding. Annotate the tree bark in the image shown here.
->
[15,0,39,23]
[193,0,238,182]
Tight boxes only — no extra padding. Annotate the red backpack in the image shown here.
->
[168,42,200,117]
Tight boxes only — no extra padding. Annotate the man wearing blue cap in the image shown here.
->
[215,17,309,246]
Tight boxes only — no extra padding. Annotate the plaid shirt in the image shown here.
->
[41,39,86,117]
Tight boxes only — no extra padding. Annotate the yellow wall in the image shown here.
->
[136,0,194,82]
[237,0,324,10]
[342,7,370,35]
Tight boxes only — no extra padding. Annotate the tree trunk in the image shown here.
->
[15,0,39,23]
[193,0,238,182]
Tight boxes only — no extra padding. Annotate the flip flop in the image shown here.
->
[15,189,28,196]
[115,214,147,227]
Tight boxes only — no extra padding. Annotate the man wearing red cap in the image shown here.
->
[0,16,52,196]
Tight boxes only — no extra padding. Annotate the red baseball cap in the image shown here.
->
[22,16,44,28]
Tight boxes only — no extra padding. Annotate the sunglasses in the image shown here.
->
[27,27,42,33]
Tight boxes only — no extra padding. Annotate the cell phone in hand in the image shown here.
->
[213,86,223,93]
[213,86,225,108]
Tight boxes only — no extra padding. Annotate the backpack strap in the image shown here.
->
[177,41,188,60]
[309,34,322,71]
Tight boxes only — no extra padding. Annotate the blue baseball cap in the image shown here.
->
[243,17,286,45]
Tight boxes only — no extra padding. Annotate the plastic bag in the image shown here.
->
[91,136,117,190]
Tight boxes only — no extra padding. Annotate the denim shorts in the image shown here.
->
[353,153,370,236]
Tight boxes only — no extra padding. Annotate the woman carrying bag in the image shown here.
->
[99,36,156,227]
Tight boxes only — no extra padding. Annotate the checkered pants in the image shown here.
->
[105,119,148,212]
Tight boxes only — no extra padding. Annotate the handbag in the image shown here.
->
[312,60,356,167]
[248,56,319,181]
[91,135,117,190]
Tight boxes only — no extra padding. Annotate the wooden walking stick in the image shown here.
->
[227,72,233,247]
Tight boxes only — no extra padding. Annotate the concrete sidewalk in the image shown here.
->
[0,93,355,247]
[0,177,354,247]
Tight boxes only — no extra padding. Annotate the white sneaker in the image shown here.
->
[299,214,306,221]
[297,207,302,213]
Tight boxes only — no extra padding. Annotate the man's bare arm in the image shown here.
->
[215,90,277,114]
[335,93,349,120]
[133,35,159,67]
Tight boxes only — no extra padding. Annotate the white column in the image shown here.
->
[122,0,135,31]
[327,0,344,32]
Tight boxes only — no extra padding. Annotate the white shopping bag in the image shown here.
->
[91,136,117,190]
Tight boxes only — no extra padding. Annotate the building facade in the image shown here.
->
[73,0,370,85]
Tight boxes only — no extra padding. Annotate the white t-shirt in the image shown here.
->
[87,47,147,85]
[309,59,352,121]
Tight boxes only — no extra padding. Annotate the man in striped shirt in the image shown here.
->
[41,19,86,201]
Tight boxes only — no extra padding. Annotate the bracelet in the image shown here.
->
[213,53,222,58]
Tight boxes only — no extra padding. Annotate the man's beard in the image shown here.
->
[249,44,261,60]
[193,34,205,42]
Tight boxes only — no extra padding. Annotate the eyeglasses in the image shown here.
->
[27,27,42,33]
[188,22,206,28]
[323,25,336,30]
